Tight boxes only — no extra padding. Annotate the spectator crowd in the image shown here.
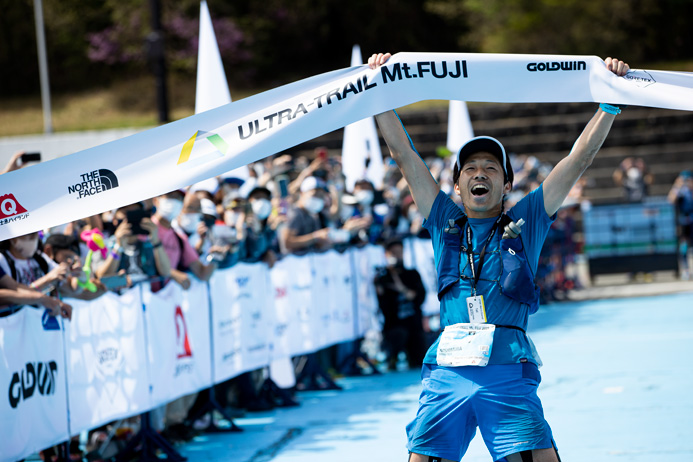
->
[0,144,630,459]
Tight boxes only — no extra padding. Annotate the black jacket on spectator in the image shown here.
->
[374,266,426,331]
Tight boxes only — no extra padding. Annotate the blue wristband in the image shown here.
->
[599,103,621,115]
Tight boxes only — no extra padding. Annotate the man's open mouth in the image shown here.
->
[470,184,489,196]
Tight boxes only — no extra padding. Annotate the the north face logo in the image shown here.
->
[68,169,119,199]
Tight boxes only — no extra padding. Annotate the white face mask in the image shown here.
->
[251,198,272,220]
[157,198,183,222]
[340,204,355,222]
[178,213,201,234]
[305,196,324,214]
[355,190,374,206]
[12,236,39,259]
[224,210,240,226]
[386,256,400,267]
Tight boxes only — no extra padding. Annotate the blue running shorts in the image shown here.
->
[406,363,555,461]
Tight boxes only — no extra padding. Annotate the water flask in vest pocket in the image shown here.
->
[499,236,540,311]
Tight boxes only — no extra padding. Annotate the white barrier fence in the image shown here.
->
[0,241,436,462]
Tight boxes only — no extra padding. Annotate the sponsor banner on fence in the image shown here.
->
[0,308,69,462]
[210,263,271,383]
[404,238,440,316]
[311,252,336,350]
[65,289,150,435]
[145,281,212,407]
[328,250,357,345]
[283,254,318,356]
[352,245,385,338]
[268,258,297,361]
[2,53,693,241]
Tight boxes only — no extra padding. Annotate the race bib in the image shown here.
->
[436,323,495,367]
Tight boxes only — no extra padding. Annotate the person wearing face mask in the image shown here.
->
[374,239,427,371]
[349,179,385,244]
[93,203,172,289]
[243,187,280,265]
[152,190,221,290]
[0,233,74,319]
[281,176,333,255]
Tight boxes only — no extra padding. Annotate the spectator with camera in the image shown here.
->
[0,231,104,302]
[43,233,106,300]
[374,239,427,370]
[152,190,222,289]
[94,203,172,290]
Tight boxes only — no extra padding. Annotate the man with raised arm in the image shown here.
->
[368,52,629,462]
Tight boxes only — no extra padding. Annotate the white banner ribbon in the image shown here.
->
[2,52,692,240]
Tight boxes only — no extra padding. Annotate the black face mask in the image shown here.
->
[103,221,117,236]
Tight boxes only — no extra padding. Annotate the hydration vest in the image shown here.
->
[437,214,541,314]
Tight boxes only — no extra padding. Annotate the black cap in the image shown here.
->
[456,136,513,185]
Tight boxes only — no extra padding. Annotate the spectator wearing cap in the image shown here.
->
[281,176,332,254]
[187,198,220,255]
[189,177,220,203]
[152,190,220,290]
[349,179,386,244]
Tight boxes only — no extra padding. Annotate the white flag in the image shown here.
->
[342,44,384,191]
[447,100,475,154]
[195,1,248,180]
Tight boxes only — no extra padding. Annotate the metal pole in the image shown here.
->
[33,0,53,133]
[147,0,169,123]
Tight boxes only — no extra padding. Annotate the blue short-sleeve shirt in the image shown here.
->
[422,184,555,365]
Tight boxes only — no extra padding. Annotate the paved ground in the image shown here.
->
[180,290,693,462]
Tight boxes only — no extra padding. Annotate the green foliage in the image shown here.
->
[425,0,693,62]
[2,0,691,98]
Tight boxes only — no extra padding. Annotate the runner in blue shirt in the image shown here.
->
[368,52,630,462]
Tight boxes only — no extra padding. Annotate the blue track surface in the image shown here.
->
[181,292,693,461]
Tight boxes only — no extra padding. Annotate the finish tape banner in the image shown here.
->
[3,52,693,240]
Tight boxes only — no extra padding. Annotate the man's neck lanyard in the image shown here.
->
[465,216,502,296]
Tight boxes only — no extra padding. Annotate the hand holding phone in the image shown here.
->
[101,274,129,290]
[125,209,151,236]
[20,152,41,165]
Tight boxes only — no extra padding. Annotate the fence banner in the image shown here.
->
[268,258,297,361]
[352,245,385,338]
[283,254,318,356]
[64,289,150,435]
[145,281,212,407]
[329,250,357,344]
[3,53,693,241]
[210,263,271,382]
[405,238,440,316]
[0,308,69,462]
[311,252,336,350]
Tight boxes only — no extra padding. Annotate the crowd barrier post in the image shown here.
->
[293,253,342,391]
[186,280,242,433]
[336,247,380,375]
[114,284,186,462]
